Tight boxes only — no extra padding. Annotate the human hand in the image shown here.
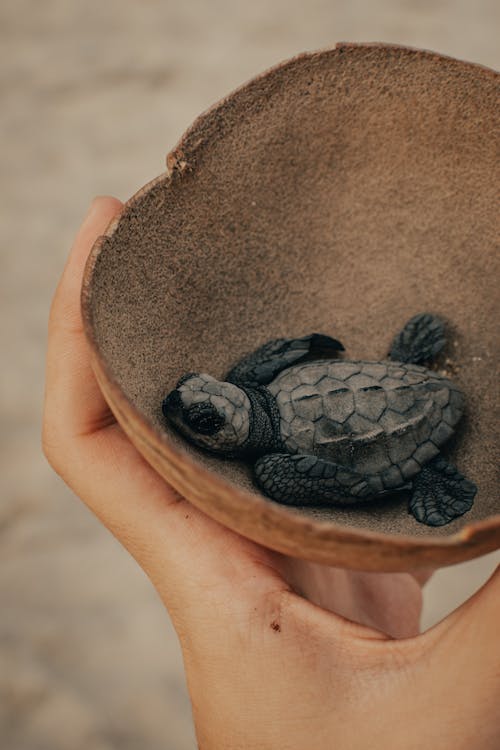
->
[43,197,500,750]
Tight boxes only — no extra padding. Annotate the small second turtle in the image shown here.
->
[162,313,477,526]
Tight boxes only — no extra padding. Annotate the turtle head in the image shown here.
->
[162,372,251,455]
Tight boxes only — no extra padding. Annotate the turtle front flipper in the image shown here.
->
[389,313,446,364]
[253,453,372,506]
[409,456,476,526]
[225,334,344,387]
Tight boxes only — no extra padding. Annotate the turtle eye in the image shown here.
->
[185,403,225,435]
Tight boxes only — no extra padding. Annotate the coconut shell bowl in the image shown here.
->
[82,43,499,572]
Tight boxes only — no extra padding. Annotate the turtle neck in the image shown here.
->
[239,385,284,457]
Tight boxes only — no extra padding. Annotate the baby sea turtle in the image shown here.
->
[162,313,476,526]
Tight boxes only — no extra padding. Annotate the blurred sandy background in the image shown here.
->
[0,2,498,748]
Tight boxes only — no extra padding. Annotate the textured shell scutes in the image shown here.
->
[273,359,464,484]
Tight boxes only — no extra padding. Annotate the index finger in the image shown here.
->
[44,197,123,441]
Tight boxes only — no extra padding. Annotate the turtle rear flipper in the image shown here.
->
[226,333,344,388]
[409,456,476,526]
[254,453,371,506]
[389,313,446,364]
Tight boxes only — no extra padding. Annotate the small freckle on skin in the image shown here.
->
[270,620,281,632]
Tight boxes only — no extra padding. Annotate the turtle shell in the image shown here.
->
[267,359,464,491]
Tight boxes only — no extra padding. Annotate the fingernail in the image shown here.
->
[81,195,122,229]
[83,197,102,222]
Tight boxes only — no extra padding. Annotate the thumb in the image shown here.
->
[436,564,500,643]
[424,564,500,692]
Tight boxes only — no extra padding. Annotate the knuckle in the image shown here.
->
[47,282,83,338]
[41,422,67,476]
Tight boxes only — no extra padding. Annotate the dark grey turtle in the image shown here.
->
[162,313,477,527]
